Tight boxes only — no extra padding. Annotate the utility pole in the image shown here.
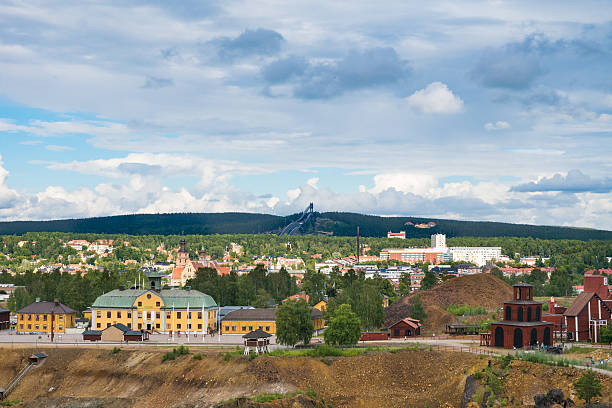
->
[357,226,360,264]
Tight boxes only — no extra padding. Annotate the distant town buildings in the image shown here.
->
[387,231,406,239]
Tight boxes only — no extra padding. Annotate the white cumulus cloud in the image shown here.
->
[406,82,464,114]
[484,121,511,131]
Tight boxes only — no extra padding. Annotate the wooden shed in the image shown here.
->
[124,330,149,342]
[101,323,130,342]
[388,318,421,338]
[82,330,102,341]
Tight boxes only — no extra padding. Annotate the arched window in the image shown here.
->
[505,306,511,321]
[514,328,523,348]
[530,328,538,346]
[495,327,504,347]
[543,327,551,346]
[535,307,541,321]
[527,307,532,322]
[517,307,523,322]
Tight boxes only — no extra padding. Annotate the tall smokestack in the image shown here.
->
[357,226,360,264]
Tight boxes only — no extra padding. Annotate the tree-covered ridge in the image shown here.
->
[0,211,610,240]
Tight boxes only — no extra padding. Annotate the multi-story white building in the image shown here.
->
[431,234,447,249]
[448,247,502,267]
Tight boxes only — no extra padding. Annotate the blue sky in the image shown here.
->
[0,1,611,229]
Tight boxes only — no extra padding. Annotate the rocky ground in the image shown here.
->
[1,346,611,407]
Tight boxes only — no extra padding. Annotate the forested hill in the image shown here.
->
[0,211,610,240]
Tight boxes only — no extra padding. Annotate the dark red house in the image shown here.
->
[388,317,421,338]
[490,283,553,349]
[0,307,9,330]
[563,274,612,342]
[541,297,568,340]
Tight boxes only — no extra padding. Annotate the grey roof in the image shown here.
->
[0,307,9,313]
[513,283,533,287]
[82,330,102,335]
[17,301,76,315]
[243,328,272,339]
[504,300,542,305]
[223,308,276,322]
[491,321,553,327]
[223,307,323,322]
[124,330,144,336]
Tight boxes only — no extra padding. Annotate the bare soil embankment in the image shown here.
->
[385,274,513,332]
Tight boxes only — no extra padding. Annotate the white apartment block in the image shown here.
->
[431,233,447,249]
[448,247,502,267]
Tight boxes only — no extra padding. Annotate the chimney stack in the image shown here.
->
[54,298,59,305]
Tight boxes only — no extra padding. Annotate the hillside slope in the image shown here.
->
[384,274,513,332]
[1,211,611,239]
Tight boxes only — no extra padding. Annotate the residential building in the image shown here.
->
[379,248,446,264]
[448,247,502,267]
[90,274,217,334]
[431,233,446,249]
[221,308,324,335]
[387,231,406,239]
[16,299,76,334]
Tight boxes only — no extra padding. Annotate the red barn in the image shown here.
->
[563,274,612,342]
[490,283,553,349]
[388,317,421,338]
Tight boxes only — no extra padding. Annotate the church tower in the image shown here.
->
[176,237,190,268]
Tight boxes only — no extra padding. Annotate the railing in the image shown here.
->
[1,362,34,400]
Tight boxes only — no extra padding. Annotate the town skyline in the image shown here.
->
[0,1,611,229]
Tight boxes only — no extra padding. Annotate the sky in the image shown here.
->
[0,0,611,229]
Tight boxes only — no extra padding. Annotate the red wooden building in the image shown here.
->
[490,283,553,349]
[388,317,421,338]
[0,307,9,330]
[541,297,568,340]
[563,274,612,342]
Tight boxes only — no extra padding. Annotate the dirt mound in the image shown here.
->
[385,274,513,331]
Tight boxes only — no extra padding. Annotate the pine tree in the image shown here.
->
[574,369,602,404]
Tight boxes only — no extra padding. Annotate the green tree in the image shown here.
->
[324,304,361,346]
[420,270,438,290]
[409,294,427,322]
[574,370,602,404]
[275,300,314,347]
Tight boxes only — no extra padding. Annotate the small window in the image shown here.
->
[127,312,131,318]
[167,323,171,329]
[197,324,202,329]
[43,325,47,330]
[107,323,111,328]
[96,323,101,328]
[43,315,47,321]
[20,324,24,329]
[20,315,24,321]
[117,311,122,318]
[96,311,101,318]
[156,301,160,307]
[156,323,160,329]
[138,323,142,329]
[107,311,111,318]
[177,324,181,329]
[59,325,63,330]
[156,312,160,319]
[242,326,246,331]
[188,312,192,319]
[28,324,31,329]
[198,312,202,319]
[28,315,32,321]
[188,324,192,329]
[248,326,252,331]
[166,312,171,319]
[394,329,400,336]
[147,293,151,299]
[265,326,270,331]
[35,324,39,329]
[232,326,236,331]
[177,312,182,319]
[59,315,63,321]
[138,301,142,307]
[128,323,132,329]
[138,312,142,318]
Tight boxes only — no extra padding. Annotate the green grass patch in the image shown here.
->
[110,346,120,354]
[567,345,595,354]
[446,304,487,316]
[162,345,191,362]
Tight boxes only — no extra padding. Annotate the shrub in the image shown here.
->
[224,352,231,361]
[192,352,202,360]
[110,347,120,354]
[175,345,190,355]
[162,351,176,362]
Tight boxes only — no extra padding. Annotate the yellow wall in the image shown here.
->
[222,320,276,334]
[313,317,325,331]
[92,291,216,333]
[83,310,92,321]
[313,301,327,311]
[17,313,75,333]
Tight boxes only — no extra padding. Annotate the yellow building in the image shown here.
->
[221,308,325,335]
[17,299,76,334]
[313,300,327,312]
[90,274,217,334]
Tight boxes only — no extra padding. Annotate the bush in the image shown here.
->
[192,352,202,360]
[110,347,120,354]
[446,304,487,316]
[224,352,231,361]
[162,351,176,362]
[175,345,190,355]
